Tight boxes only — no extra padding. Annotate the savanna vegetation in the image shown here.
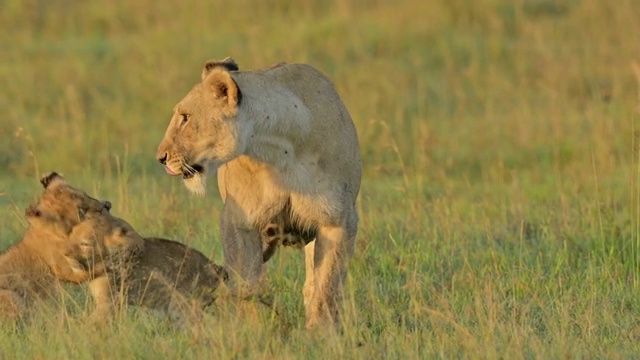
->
[1,0,640,358]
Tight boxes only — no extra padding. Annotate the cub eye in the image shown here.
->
[180,114,190,125]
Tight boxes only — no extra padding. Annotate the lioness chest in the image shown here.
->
[218,154,336,230]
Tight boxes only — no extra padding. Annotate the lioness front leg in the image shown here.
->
[305,210,357,329]
[220,204,264,299]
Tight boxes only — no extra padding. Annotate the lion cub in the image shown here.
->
[22,172,126,283]
[68,212,227,325]
[0,207,69,321]
[34,172,113,234]
[0,173,113,322]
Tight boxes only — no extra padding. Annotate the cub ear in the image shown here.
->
[25,205,41,218]
[204,69,241,108]
[201,57,239,80]
[40,172,66,189]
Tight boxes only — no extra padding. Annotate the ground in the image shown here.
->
[1,0,639,358]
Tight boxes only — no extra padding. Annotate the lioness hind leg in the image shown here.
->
[304,210,357,329]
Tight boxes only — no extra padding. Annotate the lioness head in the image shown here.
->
[32,172,112,233]
[68,212,145,272]
[155,57,247,196]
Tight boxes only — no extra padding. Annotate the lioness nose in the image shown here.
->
[157,153,168,165]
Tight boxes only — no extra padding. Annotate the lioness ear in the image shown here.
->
[40,172,66,189]
[201,57,239,80]
[205,69,240,107]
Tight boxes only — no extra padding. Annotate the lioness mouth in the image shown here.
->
[182,164,204,179]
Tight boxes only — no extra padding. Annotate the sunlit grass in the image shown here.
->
[1,0,640,358]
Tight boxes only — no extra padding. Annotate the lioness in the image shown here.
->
[67,212,227,325]
[155,58,361,328]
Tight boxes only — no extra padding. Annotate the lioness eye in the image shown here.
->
[180,114,190,125]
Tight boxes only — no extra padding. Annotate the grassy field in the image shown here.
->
[1,0,640,358]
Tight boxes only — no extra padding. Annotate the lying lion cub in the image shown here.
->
[0,207,80,321]
[9,171,226,325]
[0,173,113,322]
[67,212,227,325]
[24,172,133,283]
[35,172,113,234]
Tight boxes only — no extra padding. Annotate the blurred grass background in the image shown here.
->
[1,0,640,358]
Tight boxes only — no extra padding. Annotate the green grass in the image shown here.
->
[1,0,640,358]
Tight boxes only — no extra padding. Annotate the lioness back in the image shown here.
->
[233,63,361,189]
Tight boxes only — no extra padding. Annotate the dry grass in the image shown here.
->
[1,0,640,358]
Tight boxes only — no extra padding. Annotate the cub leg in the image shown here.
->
[87,275,115,323]
[137,272,201,328]
[0,289,25,322]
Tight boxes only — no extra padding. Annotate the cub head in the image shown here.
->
[24,204,69,240]
[68,213,145,272]
[23,204,98,282]
[32,172,112,233]
[155,57,249,196]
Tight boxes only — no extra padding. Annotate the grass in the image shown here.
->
[1,0,640,358]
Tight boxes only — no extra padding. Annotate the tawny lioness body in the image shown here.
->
[156,58,361,328]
